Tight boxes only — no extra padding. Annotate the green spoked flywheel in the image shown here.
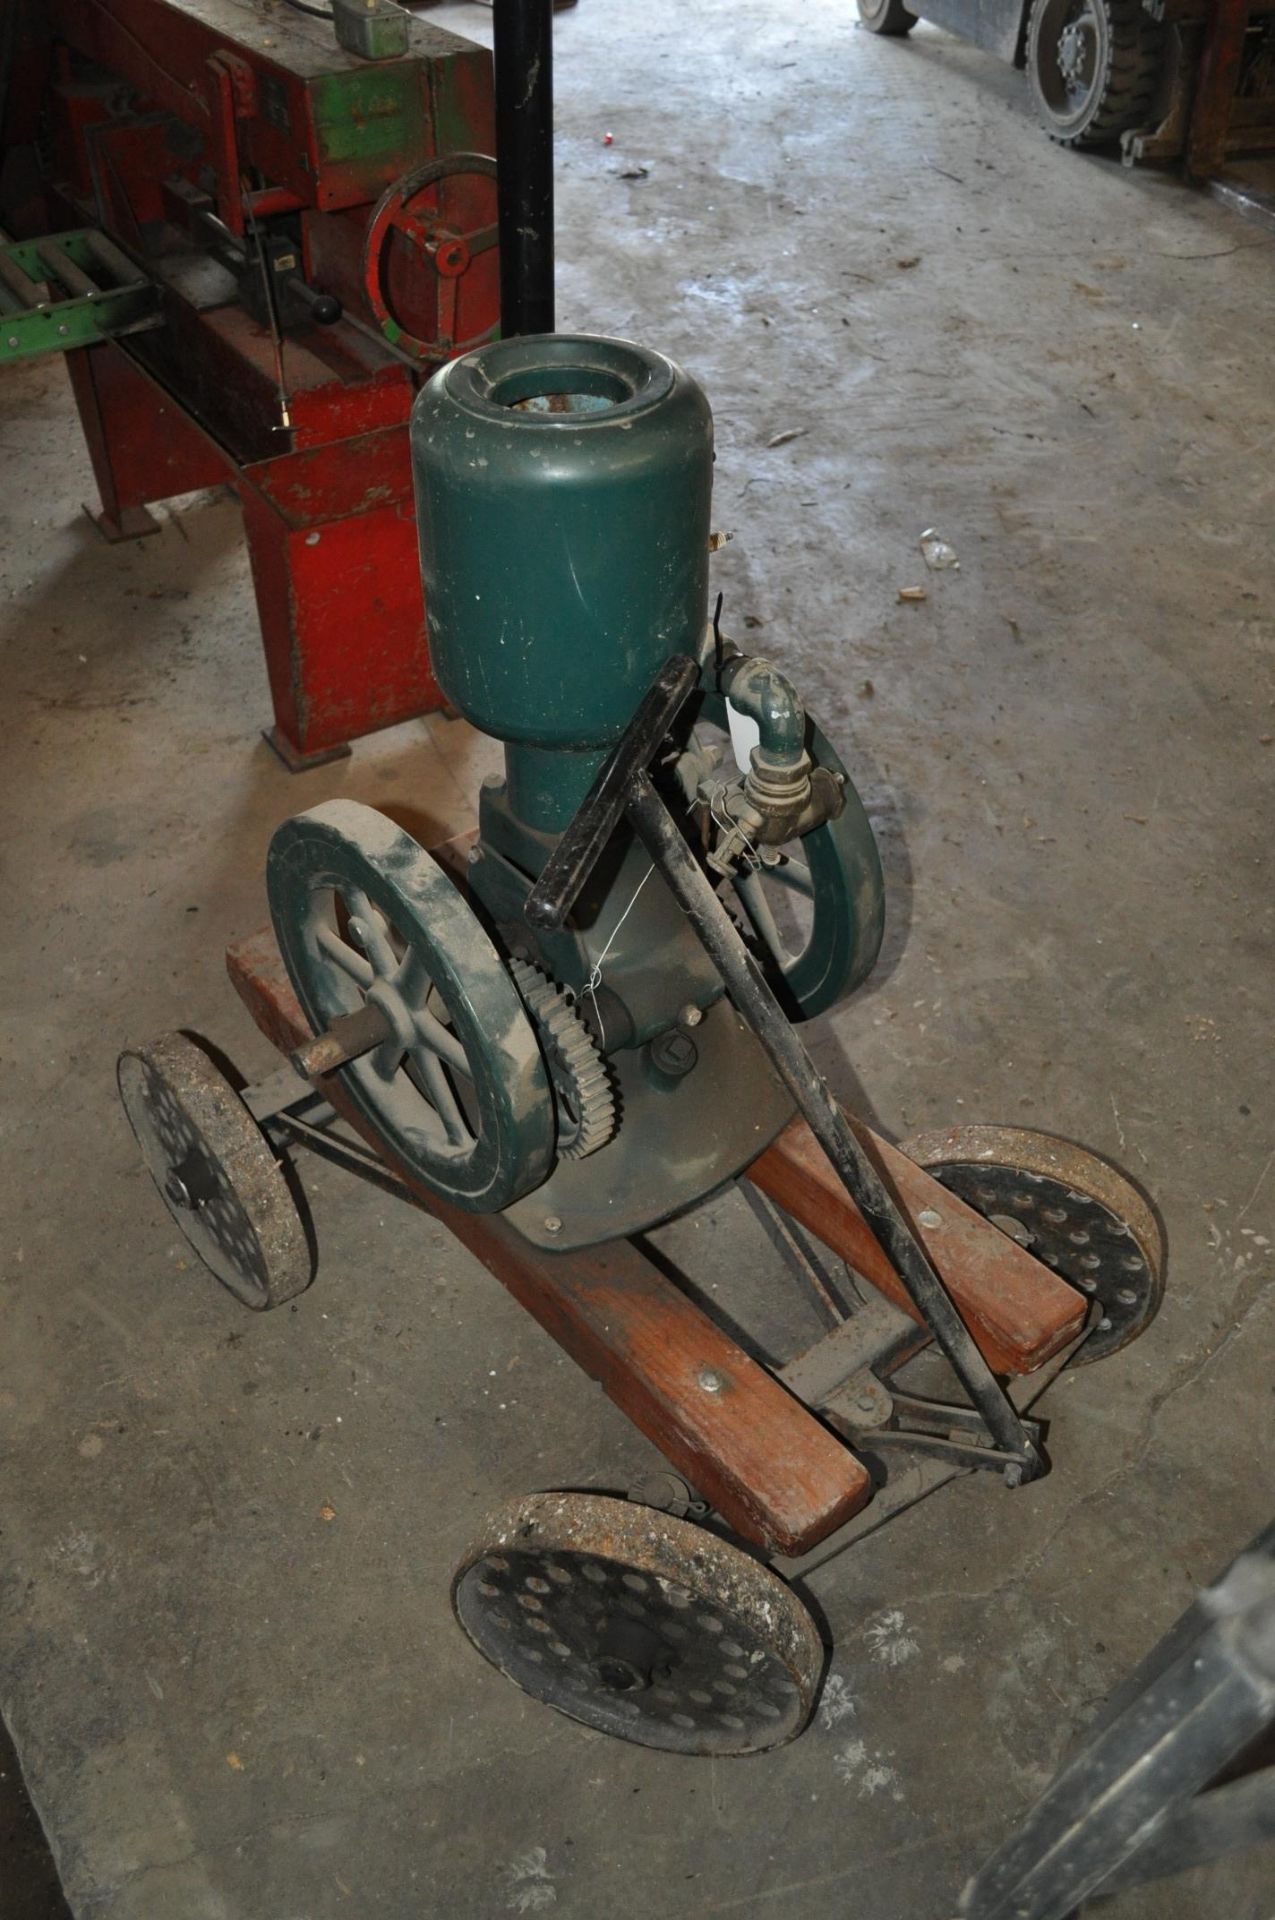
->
[267,801,555,1212]
[691,696,885,1022]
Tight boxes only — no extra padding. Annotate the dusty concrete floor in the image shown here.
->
[3,1,1275,1915]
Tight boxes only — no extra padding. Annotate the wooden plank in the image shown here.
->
[225,928,872,1557]
[747,1116,1086,1376]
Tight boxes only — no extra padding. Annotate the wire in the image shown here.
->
[583,863,655,1050]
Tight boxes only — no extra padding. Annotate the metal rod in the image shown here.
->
[36,240,98,300]
[83,229,146,289]
[736,1180,847,1330]
[526,654,700,931]
[266,1110,417,1202]
[241,179,292,430]
[290,1001,394,1081]
[1206,174,1275,236]
[0,249,46,310]
[625,769,1043,1479]
[492,0,554,335]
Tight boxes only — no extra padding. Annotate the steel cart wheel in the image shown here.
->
[268,801,555,1213]
[858,0,918,35]
[1025,0,1163,148]
[685,697,885,1022]
[901,1124,1164,1363]
[117,1032,311,1310]
[453,1492,823,1754]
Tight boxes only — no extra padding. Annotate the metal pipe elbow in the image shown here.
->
[720,654,807,765]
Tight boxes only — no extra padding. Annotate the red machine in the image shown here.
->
[3,0,501,766]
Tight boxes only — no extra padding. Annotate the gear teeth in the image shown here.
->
[508,958,618,1161]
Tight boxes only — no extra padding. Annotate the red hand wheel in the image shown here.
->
[362,151,500,361]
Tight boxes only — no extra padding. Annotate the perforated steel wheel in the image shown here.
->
[453,1493,822,1754]
[901,1125,1163,1363]
[268,801,554,1213]
[118,1033,310,1309]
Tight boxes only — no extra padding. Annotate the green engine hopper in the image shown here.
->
[411,334,715,832]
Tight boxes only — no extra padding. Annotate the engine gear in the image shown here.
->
[509,958,618,1162]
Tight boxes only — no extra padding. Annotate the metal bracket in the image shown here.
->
[772,1310,1099,1581]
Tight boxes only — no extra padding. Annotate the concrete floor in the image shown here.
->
[3,1,1275,1914]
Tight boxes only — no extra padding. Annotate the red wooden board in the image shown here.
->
[748,1116,1086,1376]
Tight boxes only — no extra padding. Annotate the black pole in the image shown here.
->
[492,0,554,336]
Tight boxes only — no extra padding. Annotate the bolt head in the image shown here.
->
[163,1170,194,1209]
[678,1003,704,1029]
[543,1215,563,1235]
[651,1030,698,1076]
[1004,1463,1024,1490]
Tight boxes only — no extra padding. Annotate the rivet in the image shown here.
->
[543,1215,563,1235]
[697,1367,725,1394]
[917,1207,943,1230]
[305,531,321,546]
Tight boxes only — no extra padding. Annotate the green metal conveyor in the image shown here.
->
[0,228,162,363]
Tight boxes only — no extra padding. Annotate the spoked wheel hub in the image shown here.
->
[267,801,555,1212]
[453,1493,822,1753]
[902,1124,1164,1362]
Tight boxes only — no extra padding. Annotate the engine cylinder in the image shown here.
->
[411,334,713,826]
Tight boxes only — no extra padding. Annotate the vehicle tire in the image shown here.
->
[858,0,919,37]
[1026,0,1163,148]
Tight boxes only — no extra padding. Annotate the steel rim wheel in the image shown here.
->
[453,1493,823,1754]
[1026,0,1162,148]
[117,1032,310,1309]
[1033,0,1103,132]
[900,1124,1164,1362]
[268,800,554,1213]
[691,695,885,1021]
